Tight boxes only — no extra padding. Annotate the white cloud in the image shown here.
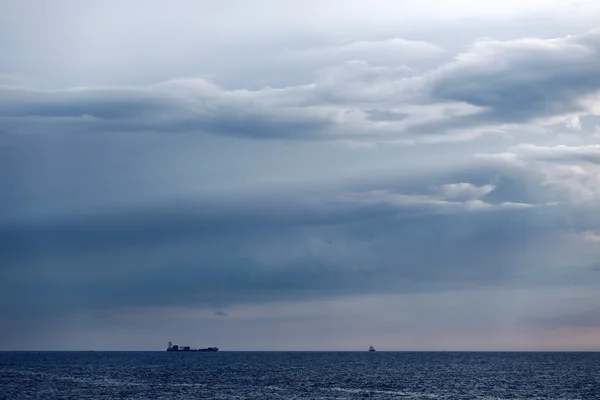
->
[283,38,443,67]
[332,186,535,215]
[436,182,495,200]
[479,143,600,204]
[510,143,600,163]
[581,230,600,243]
[565,115,582,130]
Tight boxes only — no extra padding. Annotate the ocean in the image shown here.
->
[1,351,598,399]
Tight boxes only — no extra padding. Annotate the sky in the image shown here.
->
[2,0,600,351]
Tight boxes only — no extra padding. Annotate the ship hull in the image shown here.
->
[167,345,219,352]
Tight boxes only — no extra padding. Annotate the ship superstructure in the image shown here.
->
[167,341,219,352]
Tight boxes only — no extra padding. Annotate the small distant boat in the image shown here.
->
[369,345,376,352]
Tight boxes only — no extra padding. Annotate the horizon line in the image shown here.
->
[2,349,600,353]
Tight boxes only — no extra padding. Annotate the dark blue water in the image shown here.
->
[1,352,598,399]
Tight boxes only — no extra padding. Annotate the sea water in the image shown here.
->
[1,351,598,399]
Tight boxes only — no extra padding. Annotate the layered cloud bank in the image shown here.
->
[1,0,600,350]
[2,28,600,146]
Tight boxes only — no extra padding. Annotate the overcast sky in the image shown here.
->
[2,0,600,351]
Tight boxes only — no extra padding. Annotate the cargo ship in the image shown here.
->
[167,341,219,352]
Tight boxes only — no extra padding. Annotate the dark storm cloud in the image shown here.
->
[0,175,537,264]
[0,194,386,263]
[0,206,547,317]
[0,164,581,325]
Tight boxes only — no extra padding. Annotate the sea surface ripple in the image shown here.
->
[1,351,598,399]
